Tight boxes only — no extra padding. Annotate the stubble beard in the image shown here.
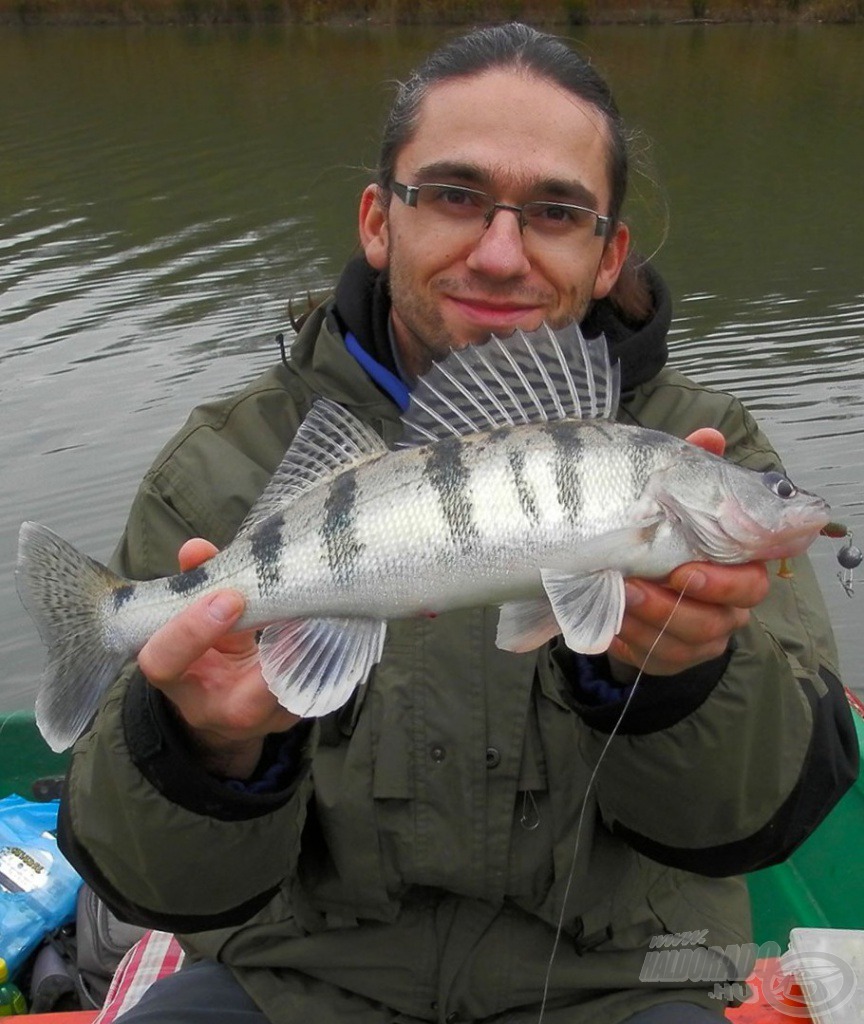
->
[385,247,594,380]
[387,265,451,380]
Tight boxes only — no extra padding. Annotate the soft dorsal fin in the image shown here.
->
[236,398,388,537]
[400,322,620,446]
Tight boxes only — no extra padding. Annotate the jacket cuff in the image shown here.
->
[122,670,313,820]
[557,644,733,736]
[610,665,859,875]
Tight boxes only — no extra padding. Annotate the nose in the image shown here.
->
[465,206,531,278]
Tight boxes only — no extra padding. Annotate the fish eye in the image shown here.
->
[762,470,797,499]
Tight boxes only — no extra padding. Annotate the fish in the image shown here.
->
[16,323,830,752]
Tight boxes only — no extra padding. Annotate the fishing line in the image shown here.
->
[536,574,696,1024]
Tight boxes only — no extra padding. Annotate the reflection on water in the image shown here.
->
[1,23,862,710]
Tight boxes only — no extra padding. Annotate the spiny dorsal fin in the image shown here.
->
[236,398,388,537]
[400,322,619,446]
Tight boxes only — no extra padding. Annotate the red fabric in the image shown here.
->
[726,958,813,1022]
[92,931,185,1024]
[18,1015,99,1023]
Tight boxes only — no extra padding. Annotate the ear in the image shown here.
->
[359,184,390,271]
[592,221,630,300]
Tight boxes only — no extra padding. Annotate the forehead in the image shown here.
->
[396,68,613,203]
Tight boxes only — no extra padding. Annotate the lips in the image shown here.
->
[445,294,545,331]
[722,499,830,562]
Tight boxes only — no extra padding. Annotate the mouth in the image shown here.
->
[752,525,828,562]
[721,498,830,562]
[444,294,545,331]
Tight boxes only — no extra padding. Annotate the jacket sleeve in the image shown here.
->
[58,460,317,931]
[546,384,858,876]
[58,368,318,931]
[552,557,857,876]
[59,670,315,932]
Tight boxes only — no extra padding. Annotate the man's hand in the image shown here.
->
[137,538,300,779]
[607,427,771,682]
[608,561,769,681]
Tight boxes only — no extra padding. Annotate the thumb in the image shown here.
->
[686,427,726,457]
[138,589,246,686]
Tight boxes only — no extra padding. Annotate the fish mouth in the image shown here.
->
[717,496,830,562]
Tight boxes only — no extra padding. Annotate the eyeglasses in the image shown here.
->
[390,181,611,251]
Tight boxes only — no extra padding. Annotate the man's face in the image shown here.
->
[360,68,629,379]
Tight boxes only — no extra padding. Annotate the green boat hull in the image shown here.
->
[1,710,71,802]
[3,700,862,946]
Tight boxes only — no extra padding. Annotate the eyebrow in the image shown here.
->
[410,160,603,211]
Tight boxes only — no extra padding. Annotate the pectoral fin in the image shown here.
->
[540,568,626,655]
[259,615,386,718]
[496,595,561,652]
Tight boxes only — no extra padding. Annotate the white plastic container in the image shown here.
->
[786,928,864,1024]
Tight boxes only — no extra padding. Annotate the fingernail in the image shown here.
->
[681,570,706,593]
[625,582,644,607]
[208,592,242,623]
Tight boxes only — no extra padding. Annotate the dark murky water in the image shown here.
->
[1,23,862,711]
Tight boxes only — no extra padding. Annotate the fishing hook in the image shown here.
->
[520,790,541,831]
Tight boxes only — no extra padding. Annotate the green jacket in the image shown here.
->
[60,269,857,1024]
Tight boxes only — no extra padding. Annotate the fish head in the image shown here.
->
[649,448,830,565]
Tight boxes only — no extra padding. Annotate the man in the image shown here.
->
[59,23,857,1024]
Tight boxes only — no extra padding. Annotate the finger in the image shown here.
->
[626,579,751,642]
[138,590,246,686]
[608,631,729,677]
[611,580,743,674]
[685,428,726,457]
[665,561,770,608]
[178,537,219,573]
[613,599,739,672]
[175,539,249,654]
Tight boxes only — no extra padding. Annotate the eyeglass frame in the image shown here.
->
[389,180,612,240]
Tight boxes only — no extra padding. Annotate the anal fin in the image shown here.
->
[496,595,561,653]
[540,568,626,655]
[259,615,386,718]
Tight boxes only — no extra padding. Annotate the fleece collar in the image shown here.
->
[331,255,672,399]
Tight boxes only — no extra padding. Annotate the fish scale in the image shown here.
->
[16,323,830,751]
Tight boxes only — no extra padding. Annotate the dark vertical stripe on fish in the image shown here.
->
[250,513,285,596]
[167,566,209,594]
[423,438,480,553]
[507,446,541,525]
[321,470,363,585]
[547,422,584,526]
[112,584,136,610]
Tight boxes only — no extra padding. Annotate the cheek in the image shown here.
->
[543,273,591,321]
[393,243,464,286]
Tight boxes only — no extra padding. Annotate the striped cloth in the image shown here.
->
[93,931,185,1023]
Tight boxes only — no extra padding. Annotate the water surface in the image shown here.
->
[1,23,862,712]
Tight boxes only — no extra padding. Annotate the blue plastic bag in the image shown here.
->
[0,795,82,978]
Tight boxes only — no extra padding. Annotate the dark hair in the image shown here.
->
[377,22,630,230]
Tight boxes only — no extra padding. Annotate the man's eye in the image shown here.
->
[436,188,476,207]
[537,203,574,223]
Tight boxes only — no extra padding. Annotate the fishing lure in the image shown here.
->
[822,522,863,597]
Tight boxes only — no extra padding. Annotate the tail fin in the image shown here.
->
[16,522,130,752]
